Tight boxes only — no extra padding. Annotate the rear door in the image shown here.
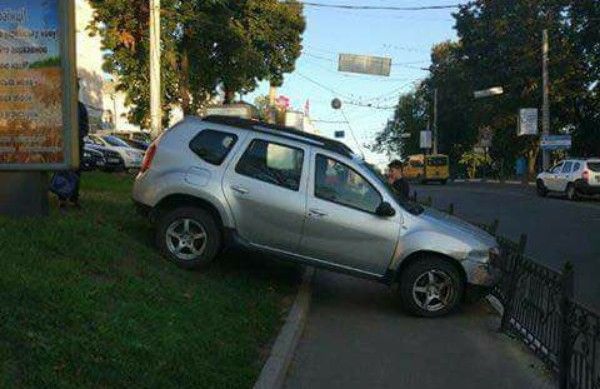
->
[298,150,401,276]
[222,135,309,252]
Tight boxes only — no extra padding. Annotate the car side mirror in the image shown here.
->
[376,201,396,217]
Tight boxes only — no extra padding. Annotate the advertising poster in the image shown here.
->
[0,0,74,168]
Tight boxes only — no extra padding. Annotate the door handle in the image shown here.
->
[231,185,249,195]
[309,208,327,217]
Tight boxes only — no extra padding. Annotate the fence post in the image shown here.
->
[559,262,574,389]
[499,234,528,332]
[448,203,454,215]
[490,219,500,236]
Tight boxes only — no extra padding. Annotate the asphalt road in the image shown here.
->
[412,182,600,311]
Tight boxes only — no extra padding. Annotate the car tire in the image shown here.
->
[156,207,221,270]
[566,183,578,201]
[398,256,464,317]
[536,179,548,197]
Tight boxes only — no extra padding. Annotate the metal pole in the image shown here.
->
[149,0,162,139]
[542,29,550,171]
[433,88,438,155]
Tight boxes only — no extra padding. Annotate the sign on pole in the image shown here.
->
[518,108,538,136]
[420,130,432,149]
[540,135,571,150]
[338,54,391,77]
[0,0,78,170]
[334,130,345,139]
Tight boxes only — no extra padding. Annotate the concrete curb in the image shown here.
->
[452,179,536,186]
[486,294,504,316]
[254,267,315,389]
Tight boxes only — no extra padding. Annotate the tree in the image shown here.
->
[459,150,490,179]
[370,84,428,160]
[87,0,305,127]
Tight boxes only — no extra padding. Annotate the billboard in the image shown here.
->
[0,0,78,170]
[338,53,391,77]
[420,130,432,149]
[518,108,538,136]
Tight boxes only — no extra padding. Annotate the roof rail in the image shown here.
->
[202,115,354,157]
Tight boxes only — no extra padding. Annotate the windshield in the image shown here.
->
[103,135,131,148]
[359,161,424,215]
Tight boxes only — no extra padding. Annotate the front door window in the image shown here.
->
[314,155,381,213]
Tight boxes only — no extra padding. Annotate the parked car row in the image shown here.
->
[83,134,146,171]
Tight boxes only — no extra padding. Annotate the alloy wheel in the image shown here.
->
[411,270,455,312]
[165,218,208,261]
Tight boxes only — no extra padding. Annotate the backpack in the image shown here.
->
[50,171,79,198]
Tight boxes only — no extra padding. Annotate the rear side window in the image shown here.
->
[562,161,573,173]
[573,162,581,171]
[588,162,600,172]
[235,139,304,191]
[189,130,237,165]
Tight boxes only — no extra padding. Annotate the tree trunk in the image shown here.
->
[179,43,193,115]
[223,89,235,104]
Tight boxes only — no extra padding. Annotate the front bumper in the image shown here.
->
[462,258,502,287]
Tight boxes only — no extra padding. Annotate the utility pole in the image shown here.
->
[542,29,550,170]
[433,88,438,155]
[149,0,162,139]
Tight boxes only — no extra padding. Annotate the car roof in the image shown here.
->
[199,115,355,158]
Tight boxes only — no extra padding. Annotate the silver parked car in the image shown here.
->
[133,116,501,317]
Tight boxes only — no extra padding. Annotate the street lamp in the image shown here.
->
[474,86,504,99]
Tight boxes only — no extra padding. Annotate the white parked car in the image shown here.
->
[86,134,145,169]
[536,158,600,200]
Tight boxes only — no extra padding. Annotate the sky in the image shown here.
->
[246,0,469,167]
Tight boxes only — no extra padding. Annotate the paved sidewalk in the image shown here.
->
[285,270,555,389]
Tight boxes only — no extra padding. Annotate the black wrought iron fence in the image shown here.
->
[412,192,600,389]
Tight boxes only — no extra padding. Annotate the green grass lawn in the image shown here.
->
[0,172,299,388]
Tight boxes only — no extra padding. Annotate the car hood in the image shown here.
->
[419,207,497,248]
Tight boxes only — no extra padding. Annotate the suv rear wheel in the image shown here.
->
[565,183,578,201]
[156,207,221,269]
[399,256,463,317]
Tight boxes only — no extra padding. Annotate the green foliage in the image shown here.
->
[370,83,428,159]
[374,0,599,176]
[0,172,298,387]
[459,150,491,179]
[87,0,305,127]
[29,56,61,69]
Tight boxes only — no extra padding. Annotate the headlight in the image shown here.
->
[489,247,502,267]
[466,249,489,263]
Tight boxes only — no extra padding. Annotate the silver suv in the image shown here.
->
[133,116,500,317]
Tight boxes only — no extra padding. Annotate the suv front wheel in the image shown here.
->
[156,207,221,269]
[399,256,463,317]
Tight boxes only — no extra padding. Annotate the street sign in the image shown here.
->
[518,108,538,136]
[0,0,78,170]
[540,135,572,150]
[338,54,391,77]
[334,130,345,139]
[420,130,432,149]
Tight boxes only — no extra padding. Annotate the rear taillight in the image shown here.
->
[140,142,157,173]
[582,170,590,183]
